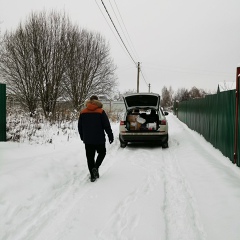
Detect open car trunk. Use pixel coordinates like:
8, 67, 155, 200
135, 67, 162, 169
123, 93, 160, 110
125, 108, 160, 132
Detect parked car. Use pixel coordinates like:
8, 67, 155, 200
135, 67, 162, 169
119, 93, 169, 148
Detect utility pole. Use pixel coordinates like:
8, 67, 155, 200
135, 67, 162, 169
137, 62, 140, 93
148, 84, 151, 93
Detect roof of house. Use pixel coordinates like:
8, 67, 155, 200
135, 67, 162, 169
217, 81, 235, 92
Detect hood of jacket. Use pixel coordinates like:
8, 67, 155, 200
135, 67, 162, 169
85, 99, 103, 111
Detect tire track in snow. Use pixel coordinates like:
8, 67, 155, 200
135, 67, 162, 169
1, 150, 88, 240
161, 138, 206, 240
97, 187, 141, 240
14, 167, 90, 240
98, 147, 163, 240
29, 142, 120, 240
2, 124, 135, 240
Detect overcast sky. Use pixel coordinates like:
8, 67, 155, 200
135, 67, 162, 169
1, 0, 240, 94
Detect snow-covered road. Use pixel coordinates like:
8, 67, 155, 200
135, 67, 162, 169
1, 114, 240, 240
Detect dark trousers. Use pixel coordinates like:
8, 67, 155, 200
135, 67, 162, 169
85, 144, 106, 176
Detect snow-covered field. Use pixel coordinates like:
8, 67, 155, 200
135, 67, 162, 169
1, 113, 240, 240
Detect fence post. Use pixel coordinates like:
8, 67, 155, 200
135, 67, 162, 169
234, 67, 240, 164
0, 83, 6, 142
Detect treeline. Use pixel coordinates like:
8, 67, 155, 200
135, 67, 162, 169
161, 86, 209, 109
0, 10, 117, 119
113, 86, 209, 110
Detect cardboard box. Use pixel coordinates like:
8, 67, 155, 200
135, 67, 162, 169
127, 115, 141, 130
127, 115, 138, 122
130, 121, 137, 130
129, 122, 141, 130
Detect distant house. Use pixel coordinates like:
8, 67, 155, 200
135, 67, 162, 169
98, 95, 110, 101
217, 81, 235, 93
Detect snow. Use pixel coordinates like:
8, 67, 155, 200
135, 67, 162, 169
1, 113, 240, 240
217, 81, 235, 92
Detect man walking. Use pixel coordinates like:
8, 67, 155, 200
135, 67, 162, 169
78, 95, 114, 182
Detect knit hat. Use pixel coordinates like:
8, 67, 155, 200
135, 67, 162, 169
90, 95, 98, 101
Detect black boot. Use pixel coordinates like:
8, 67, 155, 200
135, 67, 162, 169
92, 168, 99, 179
90, 175, 96, 182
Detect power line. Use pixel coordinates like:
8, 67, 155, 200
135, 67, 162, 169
142, 63, 234, 77
113, 0, 140, 60
96, 0, 150, 90
140, 68, 149, 86
100, 0, 136, 66
111, 1, 149, 89
109, 0, 139, 61
94, 0, 125, 53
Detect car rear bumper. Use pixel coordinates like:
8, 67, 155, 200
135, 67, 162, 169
119, 133, 168, 143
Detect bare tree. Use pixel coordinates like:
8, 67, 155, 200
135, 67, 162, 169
0, 24, 39, 113
161, 86, 174, 109
173, 86, 206, 102
173, 88, 190, 102
112, 91, 123, 101
189, 86, 206, 99
26, 11, 69, 118
0, 11, 71, 118
0, 25, 6, 84
64, 29, 117, 110
0, 10, 117, 115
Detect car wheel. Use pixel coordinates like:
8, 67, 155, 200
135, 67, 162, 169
120, 141, 127, 148
162, 142, 169, 148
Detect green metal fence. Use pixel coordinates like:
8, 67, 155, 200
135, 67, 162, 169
237, 76, 240, 167
238, 106, 240, 167
178, 90, 238, 166
0, 83, 6, 142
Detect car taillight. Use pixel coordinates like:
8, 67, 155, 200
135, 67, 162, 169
160, 120, 167, 125
120, 121, 125, 125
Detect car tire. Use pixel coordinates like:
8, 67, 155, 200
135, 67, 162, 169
162, 142, 169, 148
120, 141, 127, 148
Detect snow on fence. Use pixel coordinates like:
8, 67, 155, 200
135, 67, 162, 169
101, 101, 125, 113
